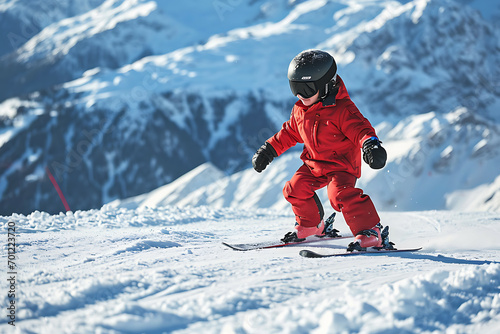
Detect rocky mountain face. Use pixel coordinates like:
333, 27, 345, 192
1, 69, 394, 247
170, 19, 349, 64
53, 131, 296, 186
0, 89, 289, 214
0, 0, 499, 215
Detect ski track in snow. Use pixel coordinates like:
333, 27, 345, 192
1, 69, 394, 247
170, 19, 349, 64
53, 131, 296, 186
1, 206, 500, 333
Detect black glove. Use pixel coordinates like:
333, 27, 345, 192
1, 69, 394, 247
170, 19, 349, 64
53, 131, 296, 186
252, 142, 278, 173
362, 137, 387, 169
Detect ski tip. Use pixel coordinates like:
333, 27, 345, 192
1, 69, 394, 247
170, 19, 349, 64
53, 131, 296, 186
299, 249, 323, 258
221, 242, 245, 251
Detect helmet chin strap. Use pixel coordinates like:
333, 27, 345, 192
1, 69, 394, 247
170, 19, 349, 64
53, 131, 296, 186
320, 76, 340, 106
320, 73, 338, 100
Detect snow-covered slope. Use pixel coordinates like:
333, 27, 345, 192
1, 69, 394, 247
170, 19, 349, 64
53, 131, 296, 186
2, 206, 500, 333
1, 0, 499, 215
110, 163, 226, 209
446, 174, 500, 212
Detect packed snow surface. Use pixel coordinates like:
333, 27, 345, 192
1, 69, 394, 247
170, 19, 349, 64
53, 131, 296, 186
2, 206, 500, 333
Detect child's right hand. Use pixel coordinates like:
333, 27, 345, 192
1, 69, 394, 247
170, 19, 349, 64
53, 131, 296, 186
252, 142, 277, 173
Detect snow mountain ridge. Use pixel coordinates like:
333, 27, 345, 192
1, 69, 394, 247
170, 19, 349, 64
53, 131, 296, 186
0, 0, 499, 215
111, 107, 500, 212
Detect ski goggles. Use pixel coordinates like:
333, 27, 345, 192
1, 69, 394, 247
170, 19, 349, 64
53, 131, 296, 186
289, 81, 317, 98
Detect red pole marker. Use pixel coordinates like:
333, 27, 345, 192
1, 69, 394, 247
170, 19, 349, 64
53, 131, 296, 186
45, 167, 71, 212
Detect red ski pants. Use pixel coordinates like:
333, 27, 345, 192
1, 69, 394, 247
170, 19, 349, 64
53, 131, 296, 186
283, 164, 380, 235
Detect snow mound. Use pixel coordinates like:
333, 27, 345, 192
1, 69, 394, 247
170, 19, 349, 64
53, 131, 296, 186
223, 263, 500, 334
6, 204, 290, 233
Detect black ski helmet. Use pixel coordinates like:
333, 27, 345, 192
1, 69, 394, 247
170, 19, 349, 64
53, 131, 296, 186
288, 49, 337, 99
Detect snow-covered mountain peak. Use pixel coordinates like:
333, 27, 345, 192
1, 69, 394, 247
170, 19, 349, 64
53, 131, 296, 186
16, 0, 158, 63
49, 0, 500, 121
0, 0, 499, 215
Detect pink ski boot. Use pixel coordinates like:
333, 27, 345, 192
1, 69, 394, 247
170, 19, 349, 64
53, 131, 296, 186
296, 220, 326, 239
347, 223, 395, 252
281, 213, 340, 243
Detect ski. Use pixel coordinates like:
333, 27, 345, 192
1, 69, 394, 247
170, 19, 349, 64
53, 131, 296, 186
222, 235, 353, 251
299, 247, 422, 258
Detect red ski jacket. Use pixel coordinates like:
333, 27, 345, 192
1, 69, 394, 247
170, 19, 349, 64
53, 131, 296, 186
267, 76, 377, 178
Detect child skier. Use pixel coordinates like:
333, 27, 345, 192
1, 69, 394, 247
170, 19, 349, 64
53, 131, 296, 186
252, 49, 392, 252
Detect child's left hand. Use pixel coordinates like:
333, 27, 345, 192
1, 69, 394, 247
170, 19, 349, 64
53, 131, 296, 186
362, 137, 387, 169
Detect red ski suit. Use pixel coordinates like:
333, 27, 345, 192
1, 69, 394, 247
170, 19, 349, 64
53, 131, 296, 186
267, 76, 380, 235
